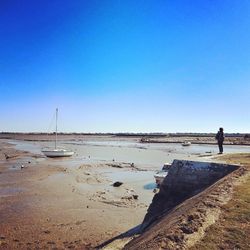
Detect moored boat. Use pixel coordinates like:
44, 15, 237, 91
42, 148, 74, 157
42, 108, 74, 158
182, 141, 191, 146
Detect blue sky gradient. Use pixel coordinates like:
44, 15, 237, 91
0, 0, 249, 133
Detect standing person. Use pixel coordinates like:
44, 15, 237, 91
216, 127, 224, 154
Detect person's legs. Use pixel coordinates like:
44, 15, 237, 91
218, 142, 223, 153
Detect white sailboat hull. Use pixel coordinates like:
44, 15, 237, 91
182, 142, 191, 146
42, 149, 74, 157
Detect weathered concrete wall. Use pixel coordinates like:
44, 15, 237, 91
164, 160, 238, 195
141, 159, 239, 231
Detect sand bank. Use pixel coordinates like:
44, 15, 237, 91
1, 136, 250, 249
0, 140, 154, 249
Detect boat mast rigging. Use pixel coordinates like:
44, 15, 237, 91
55, 108, 58, 149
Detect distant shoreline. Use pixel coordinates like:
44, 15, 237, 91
1, 132, 250, 146
1, 132, 249, 137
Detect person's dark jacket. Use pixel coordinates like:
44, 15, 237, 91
216, 131, 224, 143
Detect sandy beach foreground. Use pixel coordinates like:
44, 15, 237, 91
1, 135, 250, 249
0, 141, 154, 249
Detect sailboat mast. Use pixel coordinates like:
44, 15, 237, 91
55, 108, 58, 149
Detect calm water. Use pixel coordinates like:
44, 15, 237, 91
9, 139, 250, 170
4, 138, 250, 203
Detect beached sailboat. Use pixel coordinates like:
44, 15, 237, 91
42, 108, 74, 157
182, 141, 191, 146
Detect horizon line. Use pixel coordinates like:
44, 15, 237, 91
1, 131, 249, 135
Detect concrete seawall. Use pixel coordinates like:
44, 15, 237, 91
141, 159, 239, 231
99, 159, 240, 249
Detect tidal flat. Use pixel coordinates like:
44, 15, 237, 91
1, 134, 250, 249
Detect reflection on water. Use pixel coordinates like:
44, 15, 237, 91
8, 140, 43, 155
144, 183, 157, 190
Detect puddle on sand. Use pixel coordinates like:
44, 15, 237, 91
103, 169, 155, 184
102, 169, 157, 203
7, 140, 43, 155
144, 183, 157, 190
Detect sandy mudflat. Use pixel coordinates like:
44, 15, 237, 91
1, 136, 250, 249
0, 140, 155, 249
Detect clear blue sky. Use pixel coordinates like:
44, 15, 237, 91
0, 0, 249, 133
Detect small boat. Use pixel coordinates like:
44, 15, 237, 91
42, 108, 74, 158
154, 162, 171, 185
182, 141, 191, 146
42, 148, 74, 157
